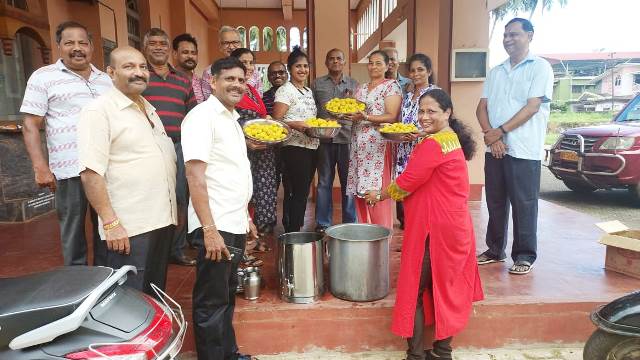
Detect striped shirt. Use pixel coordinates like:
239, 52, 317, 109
142, 65, 197, 141
20, 59, 113, 180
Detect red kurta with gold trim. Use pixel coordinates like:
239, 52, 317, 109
390, 131, 484, 340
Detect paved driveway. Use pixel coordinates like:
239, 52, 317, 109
540, 167, 640, 228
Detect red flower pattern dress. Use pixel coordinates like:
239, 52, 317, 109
346, 79, 402, 195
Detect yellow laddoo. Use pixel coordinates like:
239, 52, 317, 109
244, 123, 288, 142
325, 98, 366, 114
305, 118, 340, 128
379, 123, 419, 133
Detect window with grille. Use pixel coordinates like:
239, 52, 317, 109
249, 26, 259, 51
289, 27, 300, 51
126, 0, 141, 49
6, 0, 28, 10
276, 27, 287, 52
237, 26, 247, 48
263, 27, 273, 51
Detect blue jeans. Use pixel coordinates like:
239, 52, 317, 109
315, 143, 356, 228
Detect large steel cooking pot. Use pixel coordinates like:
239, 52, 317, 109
325, 223, 391, 302
277, 232, 324, 304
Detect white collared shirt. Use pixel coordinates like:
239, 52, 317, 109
181, 95, 253, 234
20, 59, 113, 179
78, 88, 177, 239
482, 52, 554, 161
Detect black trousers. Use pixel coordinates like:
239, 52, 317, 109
56, 177, 106, 266
280, 146, 318, 233
106, 225, 173, 295
192, 229, 246, 360
484, 153, 541, 264
407, 237, 453, 359
171, 142, 188, 257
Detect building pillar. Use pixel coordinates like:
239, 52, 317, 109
40, 46, 51, 64
1, 37, 14, 56
310, 0, 350, 79
414, 0, 452, 93
449, 0, 490, 198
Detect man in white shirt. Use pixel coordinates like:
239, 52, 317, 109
476, 18, 554, 275
182, 57, 257, 360
21, 21, 112, 266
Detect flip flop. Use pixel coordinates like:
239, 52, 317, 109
477, 252, 506, 265
509, 260, 533, 275
251, 241, 271, 253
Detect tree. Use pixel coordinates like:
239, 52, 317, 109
490, 0, 568, 40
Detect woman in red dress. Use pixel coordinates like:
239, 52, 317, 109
366, 89, 483, 359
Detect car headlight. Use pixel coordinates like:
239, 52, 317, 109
599, 136, 636, 150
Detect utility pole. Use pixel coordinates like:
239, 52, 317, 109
611, 52, 616, 112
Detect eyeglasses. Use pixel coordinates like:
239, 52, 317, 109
221, 40, 241, 47
268, 70, 286, 77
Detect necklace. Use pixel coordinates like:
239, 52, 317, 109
292, 82, 307, 95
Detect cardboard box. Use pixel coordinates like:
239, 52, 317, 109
596, 220, 640, 280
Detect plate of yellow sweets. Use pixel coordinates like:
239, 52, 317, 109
242, 119, 291, 145
324, 98, 366, 117
377, 123, 421, 142
304, 118, 342, 139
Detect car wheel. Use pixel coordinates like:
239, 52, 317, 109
562, 180, 597, 193
583, 329, 640, 360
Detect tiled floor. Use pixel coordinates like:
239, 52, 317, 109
1, 196, 637, 355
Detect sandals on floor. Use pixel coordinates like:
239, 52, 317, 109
509, 260, 533, 275
247, 240, 271, 254
476, 252, 506, 265
242, 255, 264, 267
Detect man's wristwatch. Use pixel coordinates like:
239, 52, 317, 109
499, 125, 508, 134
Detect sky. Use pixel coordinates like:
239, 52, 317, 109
489, 0, 640, 66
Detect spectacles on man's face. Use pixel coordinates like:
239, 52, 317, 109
269, 70, 286, 77
221, 40, 241, 48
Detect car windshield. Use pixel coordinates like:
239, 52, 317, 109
616, 96, 640, 122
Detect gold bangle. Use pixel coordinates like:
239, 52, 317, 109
103, 218, 120, 231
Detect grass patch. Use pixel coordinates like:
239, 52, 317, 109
545, 111, 613, 144
549, 111, 613, 124
546, 133, 561, 146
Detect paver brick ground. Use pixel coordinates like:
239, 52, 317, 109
178, 346, 584, 360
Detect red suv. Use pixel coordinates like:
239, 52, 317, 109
547, 94, 640, 205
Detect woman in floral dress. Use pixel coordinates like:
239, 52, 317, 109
344, 50, 402, 230
395, 53, 438, 228
230, 48, 275, 252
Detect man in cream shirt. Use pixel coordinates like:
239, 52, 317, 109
182, 57, 257, 360
78, 46, 177, 293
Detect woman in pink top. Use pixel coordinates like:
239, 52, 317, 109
344, 50, 402, 230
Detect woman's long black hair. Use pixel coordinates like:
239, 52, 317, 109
420, 89, 476, 160
230, 47, 255, 61
407, 53, 434, 85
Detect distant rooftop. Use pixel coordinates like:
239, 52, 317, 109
541, 52, 640, 63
